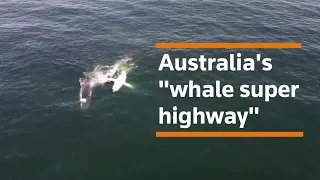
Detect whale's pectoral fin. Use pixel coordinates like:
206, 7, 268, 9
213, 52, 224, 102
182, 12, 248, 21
124, 82, 134, 89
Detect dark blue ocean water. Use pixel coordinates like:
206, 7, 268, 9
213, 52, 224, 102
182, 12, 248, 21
1, 0, 320, 179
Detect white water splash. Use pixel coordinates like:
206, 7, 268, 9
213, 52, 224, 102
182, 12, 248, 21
78, 57, 135, 108
82, 57, 135, 88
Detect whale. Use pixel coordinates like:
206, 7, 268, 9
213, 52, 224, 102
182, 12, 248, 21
79, 77, 94, 109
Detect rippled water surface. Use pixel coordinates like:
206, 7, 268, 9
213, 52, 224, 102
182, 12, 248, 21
0, 0, 319, 179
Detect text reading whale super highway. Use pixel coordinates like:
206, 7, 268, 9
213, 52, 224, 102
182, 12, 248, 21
157, 53, 300, 129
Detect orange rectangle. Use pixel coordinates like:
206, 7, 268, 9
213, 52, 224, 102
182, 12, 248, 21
156, 131, 304, 138
155, 42, 302, 49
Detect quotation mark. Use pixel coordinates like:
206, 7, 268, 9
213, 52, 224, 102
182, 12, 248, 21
249, 107, 259, 115
159, 80, 169, 88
